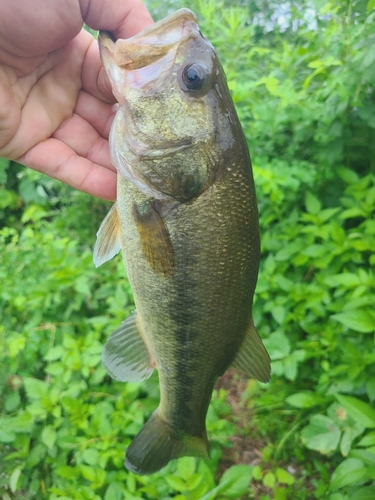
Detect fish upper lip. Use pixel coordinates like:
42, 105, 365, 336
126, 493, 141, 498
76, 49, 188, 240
99, 9, 200, 70
119, 8, 198, 43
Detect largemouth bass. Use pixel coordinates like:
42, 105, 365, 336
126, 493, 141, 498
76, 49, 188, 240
94, 8, 270, 476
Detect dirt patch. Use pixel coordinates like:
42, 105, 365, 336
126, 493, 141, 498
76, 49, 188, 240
215, 370, 273, 499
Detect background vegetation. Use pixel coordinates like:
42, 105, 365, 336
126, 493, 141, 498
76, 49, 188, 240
1, 0, 374, 498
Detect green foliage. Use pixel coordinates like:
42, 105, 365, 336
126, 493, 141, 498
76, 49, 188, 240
0, 204, 241, 499
1, 0, 375, 498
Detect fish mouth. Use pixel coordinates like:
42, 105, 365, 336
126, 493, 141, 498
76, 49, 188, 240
100, 9, 212, 198
99, 8, 199, 71
100, 9, 204, 161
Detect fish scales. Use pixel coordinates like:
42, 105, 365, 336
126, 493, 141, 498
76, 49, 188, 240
118, 151, 258, 429
94, 8, 270, 475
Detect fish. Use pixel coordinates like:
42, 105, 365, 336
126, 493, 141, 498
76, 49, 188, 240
94, 8, 270, 476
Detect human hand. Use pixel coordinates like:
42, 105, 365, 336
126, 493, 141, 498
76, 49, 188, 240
0, 0, 153, 200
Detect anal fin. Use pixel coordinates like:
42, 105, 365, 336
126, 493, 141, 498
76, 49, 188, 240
94, 202, 121, 268
102, 313, 155, 382
232, 319, 271, 383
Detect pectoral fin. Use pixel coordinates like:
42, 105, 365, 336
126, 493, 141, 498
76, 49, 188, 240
93, 203, 121, 268
232, 320, 271, 383
133, 201, 174, 276
102, 313, 155, 382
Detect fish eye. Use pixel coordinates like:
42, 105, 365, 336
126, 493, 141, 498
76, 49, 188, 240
181, 63, 208, 91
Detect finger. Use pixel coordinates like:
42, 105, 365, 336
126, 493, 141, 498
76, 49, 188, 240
0, 66, 20, 153
2, 38, 85, 159
0, 0, 82, 58
81, 0, 153, 38
52, 113, 114, 173
81, 0, 154, 102
81, 34, 116, 103
18, 138, 117, 201
73, 90, 116, 140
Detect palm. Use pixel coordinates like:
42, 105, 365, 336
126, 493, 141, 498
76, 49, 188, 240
0, 30, 117, 200
0, 0, 153, 200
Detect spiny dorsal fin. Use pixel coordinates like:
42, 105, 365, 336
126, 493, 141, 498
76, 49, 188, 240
102, 313, 155, 382
133, 201, 174, 276
232, 319, 271, 383
93, 203, 121, 268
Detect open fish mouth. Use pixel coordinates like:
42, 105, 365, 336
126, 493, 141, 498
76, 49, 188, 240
99, 9, 203, 156
99, 9, 199, 71
99, 8, 218, 201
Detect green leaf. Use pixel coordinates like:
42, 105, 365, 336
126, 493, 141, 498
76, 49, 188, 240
305, 192, 321, 214
360, 46, 375, 70
283, 350, 305, 381
56, 466, 78, 479
41, 426, 57, 449
351, 486, 375, 499
263, 471, 276, 488
7, 411, 33, 432
331, 310, 375, 333
177, 457, 196, 481
200, 465, 252, 500
5, 392, 21, 413
340, 426, 363, 457
220, 465, 253, 497
23, 377, 48, 399
0, 186, 18, 209
350, 448, 375, 466
358, 431, 375, 447
337, 167, 359, 184
185, 472, 205, 492
263, 331, 290, 360
252, 465, 262, 481
44, 346, 65, 361
79, 464, 96, 482
330, 458, 369, 490
336, 395, 375, 428
286, 391, 320, 408
82, 448, 100, 466
104, 482, 124, 500
301, 415, 341, 454
27, 443, 47, 467
276, 468, 295, 485
45, 363, 64, 376
166, 476, 187, 492
271, 305, 286, 325
274, 487, 288, 500
197, 460, 215, 491
0, 157, 10, 183
327, 273, 360, 287
275, 241, 301, 261
9, 468, 22, 493
366, 378, 375, 402
21, 204, 48, 223
0, 428, 16, 443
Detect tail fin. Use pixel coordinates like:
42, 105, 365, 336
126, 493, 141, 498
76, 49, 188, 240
125, 410, 209, 475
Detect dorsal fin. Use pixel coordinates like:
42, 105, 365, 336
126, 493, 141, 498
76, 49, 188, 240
93, 203, 121, 268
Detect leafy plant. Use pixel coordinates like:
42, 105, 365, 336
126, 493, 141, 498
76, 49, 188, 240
1, 0, 375, 498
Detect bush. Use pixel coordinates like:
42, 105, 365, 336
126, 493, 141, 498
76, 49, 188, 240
1, 0, 374, 498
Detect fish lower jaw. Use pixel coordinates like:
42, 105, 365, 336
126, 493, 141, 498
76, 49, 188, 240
110, 147, 167, 201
